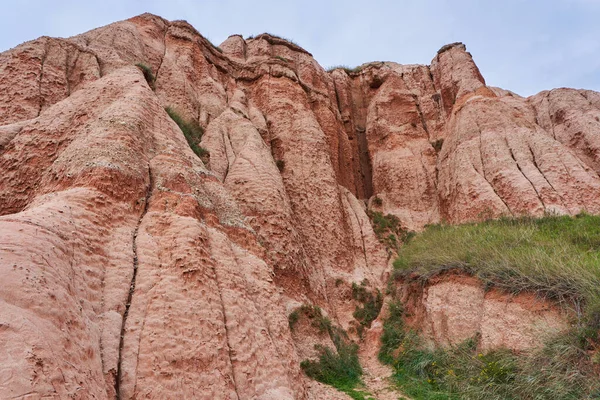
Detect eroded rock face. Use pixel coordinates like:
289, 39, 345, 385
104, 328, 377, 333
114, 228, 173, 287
0, 12, 596, 399
401, 274, 568, 351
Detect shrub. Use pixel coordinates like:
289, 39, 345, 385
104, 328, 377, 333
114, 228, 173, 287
295, 305, 371, 399
135, 63, 155, 90
165, 107, 209, 160
288, 304, 332, 334
368, 211, 414, 252
274, 55, 289, 63
372, 196, 383, 207
351, 281, 383, 335
301, 341, 366, 399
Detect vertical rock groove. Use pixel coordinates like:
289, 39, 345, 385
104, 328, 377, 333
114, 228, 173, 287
115, 165, 153, 400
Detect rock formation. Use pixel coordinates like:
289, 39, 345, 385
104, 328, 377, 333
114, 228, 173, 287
0, 13, 598, 399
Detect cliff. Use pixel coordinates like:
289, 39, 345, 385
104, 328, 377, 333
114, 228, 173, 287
0, 13, 598, 399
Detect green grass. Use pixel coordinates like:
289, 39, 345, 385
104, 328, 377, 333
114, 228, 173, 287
382, 214, 600, 399
393, 214, 600, 309
301, 341, 370, 399
164, 107, 209, 160
293, 305, 373, 399
351, 281, 383, 337
288, 304, 332, 334
383, 324, 600, 399
326, 65, 365, 74
368, 211, 415, 252
135, 63, 155, 89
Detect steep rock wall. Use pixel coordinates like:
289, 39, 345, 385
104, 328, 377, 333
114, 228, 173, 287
0, 12, 598, 399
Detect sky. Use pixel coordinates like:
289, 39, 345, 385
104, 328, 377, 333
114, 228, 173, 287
1, 0, 599, 97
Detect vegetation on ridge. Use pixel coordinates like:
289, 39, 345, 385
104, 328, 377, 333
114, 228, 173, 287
368, 210, 415, 253
165, 107, 209, 160
135, 63, 155, 90
382, 214, 600, 399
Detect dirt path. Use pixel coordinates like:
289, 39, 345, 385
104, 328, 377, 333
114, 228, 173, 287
358, 319, 411, 400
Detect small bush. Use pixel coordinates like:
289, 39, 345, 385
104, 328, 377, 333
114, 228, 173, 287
372, 196, 383, 207
288, 304, 332, 334
301, 341, 366, 399
351, 281, 383, 334
135, 63, 155, 89
274, 55, 289, 63
165, 107, 209, 160
368, 211, 414, 252
288, 310, 300, 330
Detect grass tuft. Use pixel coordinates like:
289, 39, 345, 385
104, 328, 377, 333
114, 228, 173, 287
135, 63, 155, 90
293, 304, 373, 399
326, 65, 366, 74
288, 304, 332, 334
351, 281, 383, 337
368, 211, 415, 252
301, 341, 368, 399
165, 107, 209, 160
274, 55, 289, 63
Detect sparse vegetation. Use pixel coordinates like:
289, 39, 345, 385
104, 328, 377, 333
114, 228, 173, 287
288, 304, 332, 334
382, 214, 600, 399
301, 341, 367, 400
368, 211, 415, 252
326, 65, 366, 74
274, 55, 289, 63
165, 107, 209, 160
246, 33, 306, 52
380, 308, 600, 399
135, 63, 155, 90
205, 37, 223, 53
431, 138, 444, 152
351, 281, 383, 337
292, 304, 371, 399
372, 196, 383, 207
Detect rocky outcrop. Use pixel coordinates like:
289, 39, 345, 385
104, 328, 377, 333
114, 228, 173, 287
0, 12, 598, 399
400, 273, 569, 351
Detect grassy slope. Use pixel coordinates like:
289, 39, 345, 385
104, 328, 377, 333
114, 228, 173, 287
384, 214, 600, 399
394, 214, 600, 308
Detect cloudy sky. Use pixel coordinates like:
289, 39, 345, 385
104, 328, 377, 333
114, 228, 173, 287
2, 0, 598, 96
